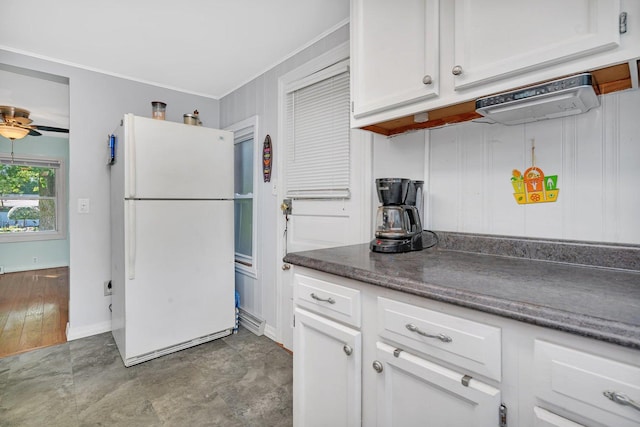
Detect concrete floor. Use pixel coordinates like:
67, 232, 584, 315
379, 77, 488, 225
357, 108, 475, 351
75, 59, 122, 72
0, 327, 293, 426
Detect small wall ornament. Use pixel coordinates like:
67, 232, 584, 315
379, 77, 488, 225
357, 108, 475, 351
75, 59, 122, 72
511, 140, 559, 205
263, 134, 272, 183
511, 167, 559, 204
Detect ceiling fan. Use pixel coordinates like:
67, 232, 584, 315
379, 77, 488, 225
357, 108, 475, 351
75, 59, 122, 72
0, 105, 69, 140
0, 105, 69, 161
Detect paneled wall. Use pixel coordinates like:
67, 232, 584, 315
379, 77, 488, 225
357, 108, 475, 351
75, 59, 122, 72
427, 89, 640, 244
220, 24, 350, 337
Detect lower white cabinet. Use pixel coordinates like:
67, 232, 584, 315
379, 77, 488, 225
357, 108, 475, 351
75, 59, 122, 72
292, 267, 640, 427
534, 340, 640, 427
374, 341, 501, 427
293, 308, 362, 427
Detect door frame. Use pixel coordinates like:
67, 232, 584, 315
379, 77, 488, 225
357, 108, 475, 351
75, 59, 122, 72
275, 42, 373, 348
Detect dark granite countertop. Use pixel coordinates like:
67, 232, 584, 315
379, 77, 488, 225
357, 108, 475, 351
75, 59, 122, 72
284, 235, 640, 349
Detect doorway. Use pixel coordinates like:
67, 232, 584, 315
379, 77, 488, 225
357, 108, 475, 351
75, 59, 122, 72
0, 267, 69, 358
0, 64, 71, 358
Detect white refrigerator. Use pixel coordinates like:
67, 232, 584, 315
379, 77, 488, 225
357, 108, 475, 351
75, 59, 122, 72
110, 113, 235, 367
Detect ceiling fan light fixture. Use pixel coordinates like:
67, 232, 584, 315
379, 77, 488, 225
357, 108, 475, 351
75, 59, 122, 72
0, 125, 30, 140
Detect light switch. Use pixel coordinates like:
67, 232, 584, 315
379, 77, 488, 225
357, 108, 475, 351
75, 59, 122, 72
78, 198, 90, 214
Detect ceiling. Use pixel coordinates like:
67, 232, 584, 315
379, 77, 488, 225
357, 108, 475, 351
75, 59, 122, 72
0, 0, 350, 100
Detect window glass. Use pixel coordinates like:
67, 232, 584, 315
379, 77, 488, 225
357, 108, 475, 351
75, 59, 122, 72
234, 137, 253, 259
234, 198, 253, 258
0, 160, 60, 236
234, 138, 253, 195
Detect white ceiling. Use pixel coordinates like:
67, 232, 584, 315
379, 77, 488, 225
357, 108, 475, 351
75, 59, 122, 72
0, 0, 350, 100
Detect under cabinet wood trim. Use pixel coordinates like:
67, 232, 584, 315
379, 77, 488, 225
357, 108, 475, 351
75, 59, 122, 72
361, 61, 637, 137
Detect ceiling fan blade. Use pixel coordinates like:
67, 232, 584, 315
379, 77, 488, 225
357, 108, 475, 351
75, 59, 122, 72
28, 128, 42, 136
34, 125, 69, 133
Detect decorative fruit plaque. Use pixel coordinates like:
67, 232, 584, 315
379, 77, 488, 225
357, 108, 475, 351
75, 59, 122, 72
511, 166, 559, 204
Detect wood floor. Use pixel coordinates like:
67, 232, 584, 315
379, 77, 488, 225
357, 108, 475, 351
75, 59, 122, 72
0, 267, 69, 358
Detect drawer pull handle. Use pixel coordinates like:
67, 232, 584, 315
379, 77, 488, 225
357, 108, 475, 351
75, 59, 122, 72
310, 293, 335, 304
603, 391, 640, 412
406, 323, 453, 343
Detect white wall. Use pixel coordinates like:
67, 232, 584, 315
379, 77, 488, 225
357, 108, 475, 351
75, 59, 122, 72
423, 89, 640, 244
0, 49, 220, 339
370, 89, 640, 245
0, 135, 70, 272
219, 24, 350, 334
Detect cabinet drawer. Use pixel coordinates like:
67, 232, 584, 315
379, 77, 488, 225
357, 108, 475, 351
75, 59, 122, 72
534, 340, 640, 427
294, 273, 361, 327
533, 407, 586, 427
377, 297, 501, 381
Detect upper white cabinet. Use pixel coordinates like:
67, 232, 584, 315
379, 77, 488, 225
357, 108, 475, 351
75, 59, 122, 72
350, 0, 440, 119
351, 0, 640, 130
452, 0, 621, 90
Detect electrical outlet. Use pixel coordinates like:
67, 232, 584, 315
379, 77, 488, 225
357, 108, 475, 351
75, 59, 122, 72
33, 257, 38, 264
0, 266, 4, 275
104, 280, 112, 296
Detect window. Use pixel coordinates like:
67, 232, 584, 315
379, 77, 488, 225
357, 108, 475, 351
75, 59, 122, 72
226, 117, 259, 277
0, 155, 66, 242
284, 59, 350, 199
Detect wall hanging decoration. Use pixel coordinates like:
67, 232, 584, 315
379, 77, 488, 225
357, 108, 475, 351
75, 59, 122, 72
263, 134, 272, 182
511, 140, 559, 205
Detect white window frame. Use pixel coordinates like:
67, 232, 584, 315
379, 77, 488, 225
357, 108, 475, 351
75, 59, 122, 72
0, 154, 67, 243
226, 116, 259, 278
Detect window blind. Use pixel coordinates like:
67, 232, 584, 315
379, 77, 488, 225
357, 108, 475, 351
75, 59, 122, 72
0, 157, 61, 168
285, 61, 350, 199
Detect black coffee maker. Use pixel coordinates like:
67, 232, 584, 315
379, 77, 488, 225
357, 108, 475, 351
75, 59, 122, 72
370, 178, 424, 253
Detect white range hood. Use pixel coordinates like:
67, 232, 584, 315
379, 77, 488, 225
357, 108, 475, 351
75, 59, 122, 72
475, 73, 600, 125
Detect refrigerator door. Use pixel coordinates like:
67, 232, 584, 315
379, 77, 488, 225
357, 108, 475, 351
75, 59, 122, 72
122, 114, 234, 200
123, 199, 235, 360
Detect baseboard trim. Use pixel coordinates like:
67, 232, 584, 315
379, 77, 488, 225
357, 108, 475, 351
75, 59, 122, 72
264, 323, 277, 342
66, 320, 112, 341
238, 308, 266, 336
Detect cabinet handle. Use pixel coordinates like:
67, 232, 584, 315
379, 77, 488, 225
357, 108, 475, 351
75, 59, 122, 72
281, 263, 291, 270
343, 345, 353, 356
405, 323, 453, 343
310, 293, 335, 304
372, 360, 383, 373
451, 65, 463, 76
422, 75, 433, 85
603, 391, 640, 412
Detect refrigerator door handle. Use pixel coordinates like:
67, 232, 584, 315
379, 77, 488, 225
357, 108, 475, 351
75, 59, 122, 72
127, 201, 136, 279
127, 115, 136, 198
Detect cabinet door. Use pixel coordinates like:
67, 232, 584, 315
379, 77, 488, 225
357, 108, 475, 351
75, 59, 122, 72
351, 0, 440, 119
374, 341, 501, 427
293, 308, 361, 427
452, 0, 621, 90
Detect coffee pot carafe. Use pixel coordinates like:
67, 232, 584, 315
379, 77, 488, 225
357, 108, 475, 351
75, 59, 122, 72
370, 178, 424, 253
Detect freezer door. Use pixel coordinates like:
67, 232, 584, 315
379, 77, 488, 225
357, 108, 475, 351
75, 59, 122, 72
123, 199, 235, 359
123, 114, 234, 199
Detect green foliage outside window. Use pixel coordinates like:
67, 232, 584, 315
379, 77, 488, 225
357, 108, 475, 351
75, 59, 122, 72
0, 164, 57, 233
